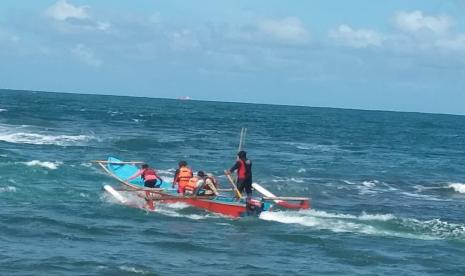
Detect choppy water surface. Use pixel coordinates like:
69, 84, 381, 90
1, 89, 465, 275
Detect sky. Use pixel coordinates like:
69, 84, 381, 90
1, 0, 465, 114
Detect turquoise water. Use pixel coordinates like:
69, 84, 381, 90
1, 89, 465, 275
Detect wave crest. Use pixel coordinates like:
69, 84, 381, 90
0, 132, 94, 146
23, 160, 62, 170
260, 209, 465, 240
448, 183, 465, 194
0, 186, 16, 192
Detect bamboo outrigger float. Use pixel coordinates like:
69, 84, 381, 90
96, 157, 311, 218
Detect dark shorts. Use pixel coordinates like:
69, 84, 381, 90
144, 180, 157, 188
237, 178, 252, 196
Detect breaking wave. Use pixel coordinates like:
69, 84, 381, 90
287, 142, 341, 152
101, 191, 212, 220
260, 209, 465, 240
0, 186, 17, 193
0, 132, 94, 146
448, 183, 465, 194
415, 183, 465, 195
118, 266, 150, 275
23, 160, 62, 170
272, 177, 305, 184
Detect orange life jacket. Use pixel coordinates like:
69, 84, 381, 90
177, 167, 193, 185
184, 176, 199, 193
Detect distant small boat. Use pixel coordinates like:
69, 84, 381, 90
177, 96, 191, 100
95, 157, 311, 218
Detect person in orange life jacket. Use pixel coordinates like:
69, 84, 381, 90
225, 150, 252, 198
195, 171, 219, 196
184, 173, 200, 195
126, 164, 162, 188
173, 160, 193, 194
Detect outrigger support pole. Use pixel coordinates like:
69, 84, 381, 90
238, 127, 247, 152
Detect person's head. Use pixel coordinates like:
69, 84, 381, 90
197, 171, 206, 178
142, 164, 149, 169
237, 150, 247, 160
178, 160, 188, 167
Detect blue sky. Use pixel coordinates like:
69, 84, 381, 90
1, 1, 465, 114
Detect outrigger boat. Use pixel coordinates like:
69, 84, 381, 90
96, 157, 310, 218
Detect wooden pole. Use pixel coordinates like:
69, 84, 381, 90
224, 171, 242, 198
93, 160, 145, 164
262, 196, 310, 201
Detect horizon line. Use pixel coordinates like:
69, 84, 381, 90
1, 87, 463, 118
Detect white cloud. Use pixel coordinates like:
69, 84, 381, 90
170, 29, 200, 50
96, 21, 111, 31
329, 25, 383, 48
71, 44, 102, 67
0, 27, 20, 43
45, 0, 110, 33
393, 11, 452, 35
257, 17, 310, 44
45, 0, 89, 21
435, 34, 465, 52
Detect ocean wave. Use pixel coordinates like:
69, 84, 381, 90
23, 160, 62, 170
357, 180, 379, 195
157, 168, 176, 175
401, 191, 443, 201
118, 266, 150, 275
80, 162, 93, 168
0, 131, 95, 146
0, 186, 17, 192
297, 168, 306, 173
101, 190, 211, 220
259, 209, 465, 240
362, 180, 378, 188
448, 183, 465, 194
0, 108, 7, 112
272, 177, 305, 184
287, 142, 340, 152
415, 183, 465, 195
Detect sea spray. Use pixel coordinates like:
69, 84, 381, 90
448, 183, 465, 194
259, 209, 465, 240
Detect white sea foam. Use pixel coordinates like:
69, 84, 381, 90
362, 180, 378, 188
102, 191, 210, 219
23, 160, 62, 170
0, 131, 94, 146
157, 168, 176, 175
0, 108, 7, 112
289, 142, 340, 152
0, 186, 16, 192
448, 183, 465, 194
272, 177, 305, 184
259, 209, 464, 240
118, 266, 150, 275
401, 192, 442, 201
355, 180, 382, 195
297, 168, 306, 173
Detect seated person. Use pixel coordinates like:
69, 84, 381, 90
195, 171, 219, 196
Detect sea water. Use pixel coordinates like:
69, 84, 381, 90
1, 89, 465, 275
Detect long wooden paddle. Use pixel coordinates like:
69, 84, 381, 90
224, 171, 242, 198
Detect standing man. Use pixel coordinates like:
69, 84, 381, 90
225, 150, 252, 198
173, 160, 193, 194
